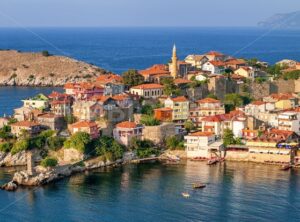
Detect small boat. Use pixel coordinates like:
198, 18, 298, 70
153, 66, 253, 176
280, 165, 291, 171
207, 159, 218, 165
192, 183, 206, 189
182, 192, 190, 198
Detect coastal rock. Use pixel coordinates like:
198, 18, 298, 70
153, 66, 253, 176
0, 50, 107, 86
0, 149, 42, 167
1, 181, 18, 191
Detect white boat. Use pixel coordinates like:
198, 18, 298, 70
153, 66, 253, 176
182, 192, 190, 198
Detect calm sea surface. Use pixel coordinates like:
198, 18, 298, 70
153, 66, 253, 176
1, 28, 300, 221
0, 162, 300, 222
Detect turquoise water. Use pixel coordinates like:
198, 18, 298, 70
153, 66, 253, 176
0, 162, 300, 222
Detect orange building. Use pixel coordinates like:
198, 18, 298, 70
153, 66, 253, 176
154, 107, 173, 122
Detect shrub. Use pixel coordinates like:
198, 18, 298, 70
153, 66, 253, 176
41, 50, 50, 57
64, 132, 92, 153
41, 157, 58, 167
0, 142, 13, 153
140, 115, 160, 126
47, 136, 65, 151
94, 136, 125, 161
11, 139, 29, 155
165, 136, 185, 150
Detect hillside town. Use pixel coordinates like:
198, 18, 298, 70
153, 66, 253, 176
2, 45, 300, 189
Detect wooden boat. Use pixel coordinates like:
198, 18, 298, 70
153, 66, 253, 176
182, 192, 190, 198
207, 159, 218, 165
192, 183, 206, 189
280, 165, 291, 171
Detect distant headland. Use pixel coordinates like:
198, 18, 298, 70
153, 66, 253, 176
0, 50, 107, 86
258, 11, 300, 29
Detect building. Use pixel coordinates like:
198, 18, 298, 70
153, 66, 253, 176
263, 93, 298, 110
13, 107, 42, 122
164, 96, 189, 122
184, 131, 223, 159
96, 74, 125, 95
129, 84, 164, 99
234, 66, 257, 78
50, 98, 72, 116
0, 117, 9, 128
278, 112, 300, 134
22, 93, 49, 110
184, 55, 209, 69
64, 82, 104, 100
202, 61, 225, 74
189, 98, 225, 128
68, 121, 99, 139
139, 64, 170, 82
72, 101, 103, 121
10, 121, 41, 137
112, 94, 133, 108
224, 58, 246, 70
205, 51, 227, 61
37, 113, 65, 131
154, 107, 173, 122
170, 44, 178, 78
113, 121, 143, 146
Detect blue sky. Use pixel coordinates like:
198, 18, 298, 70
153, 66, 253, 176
0, 0, 299, 27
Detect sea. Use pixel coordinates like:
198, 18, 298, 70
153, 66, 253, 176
1, 27, 300, 221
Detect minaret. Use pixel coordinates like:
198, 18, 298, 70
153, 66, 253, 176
171, 44, 178, 78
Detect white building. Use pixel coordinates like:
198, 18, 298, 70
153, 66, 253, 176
278, 112, 300, 134
184, 132, 223, 158
202, 61, 225, 74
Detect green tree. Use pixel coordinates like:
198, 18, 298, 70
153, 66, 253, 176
165, 136, 184, 150
223, 128, 235, 147
122, 69, 144, 87
161, 78, 181, 96
11, 139, 29, 155
41, 50, 50, 57
47, 136, 66, 151
206, 93, 218, 99
94, 136, 125, 161
184, 120, 195, 133
0, 142, 13, 153
64, 132, 92, 154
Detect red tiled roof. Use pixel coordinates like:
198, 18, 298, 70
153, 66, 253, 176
37, 113, 62, 118
112, 94, 130, 101
154, 107, 173, 112
206, 51, 224, 56
11, 121, 40, 127
116, 121, 138, 129
96, 74, 123, 84
197, 98, 220, 104
139, 64, 170, 77
70, 121, 98, 128
170, 96, 188, 102
131, 83, 164, 90
209, 61, 226, 67
225, 59, 246, 65
174, 78, 192, 85
251, 101, 266, 106
269, 93, 295, 100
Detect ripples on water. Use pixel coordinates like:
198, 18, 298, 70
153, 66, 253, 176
0, 162, 299, 222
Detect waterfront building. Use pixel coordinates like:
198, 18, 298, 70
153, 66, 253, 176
68, 121, 99, 139
129, 83, 164, 99
37, 113, 65, 131
10, 121, 41, 137
164, 96, 189, 123
184, 131, 224, 159
113, 121, 143, 146
96, 74, 125, 95
277, 111, 300, 134
22, 93, 49, 110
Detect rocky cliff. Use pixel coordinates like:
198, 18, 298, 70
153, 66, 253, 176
0, 50, 107, 86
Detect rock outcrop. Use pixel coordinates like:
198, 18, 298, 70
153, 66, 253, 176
0, 149, 42, 167
0, 50, 107, 86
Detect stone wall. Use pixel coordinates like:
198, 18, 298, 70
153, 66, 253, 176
143, 123, 176, 145
208, 77, 238, 100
